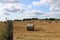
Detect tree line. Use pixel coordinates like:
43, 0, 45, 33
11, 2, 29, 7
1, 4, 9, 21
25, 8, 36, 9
14, 18, 60, 21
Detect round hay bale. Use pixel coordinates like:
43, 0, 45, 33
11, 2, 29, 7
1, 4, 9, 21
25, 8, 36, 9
27, 24, 34, 31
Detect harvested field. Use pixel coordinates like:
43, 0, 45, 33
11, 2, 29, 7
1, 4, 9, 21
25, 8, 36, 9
13, 20, 60, 40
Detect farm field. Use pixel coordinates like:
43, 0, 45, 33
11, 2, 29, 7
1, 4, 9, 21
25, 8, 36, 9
0, 20, 60, 40
13, 20, 60, 40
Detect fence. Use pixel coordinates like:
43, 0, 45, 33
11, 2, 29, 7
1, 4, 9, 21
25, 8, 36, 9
6, 20, 13, 40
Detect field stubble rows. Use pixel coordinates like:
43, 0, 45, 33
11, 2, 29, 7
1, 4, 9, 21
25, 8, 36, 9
13, 21, 60, 40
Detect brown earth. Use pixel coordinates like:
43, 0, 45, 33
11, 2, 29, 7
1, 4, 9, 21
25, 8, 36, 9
13, 20, 60, 40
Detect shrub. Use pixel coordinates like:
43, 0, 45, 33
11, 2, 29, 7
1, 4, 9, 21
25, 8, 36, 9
49, 18, 55, 21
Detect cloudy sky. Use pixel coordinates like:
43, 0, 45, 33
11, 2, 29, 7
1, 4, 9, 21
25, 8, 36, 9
0, 0, 60, 21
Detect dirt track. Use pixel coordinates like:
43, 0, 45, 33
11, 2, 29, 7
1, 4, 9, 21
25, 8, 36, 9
13, 20, 60, 40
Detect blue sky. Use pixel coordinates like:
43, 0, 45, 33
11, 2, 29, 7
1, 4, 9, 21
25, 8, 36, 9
0, 0, 60, 21
20, 0, 50, 12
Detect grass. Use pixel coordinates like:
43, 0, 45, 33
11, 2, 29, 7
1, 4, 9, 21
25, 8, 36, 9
0, 22, 8, 40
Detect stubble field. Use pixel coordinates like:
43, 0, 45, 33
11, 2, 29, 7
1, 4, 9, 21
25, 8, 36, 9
13, 20, 60, 40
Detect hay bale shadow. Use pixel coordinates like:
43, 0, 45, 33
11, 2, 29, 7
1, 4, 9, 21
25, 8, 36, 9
48, 21, 52, 23
38, 27, 46, 31
56, 21, 58, 23
34, 26, 46, 31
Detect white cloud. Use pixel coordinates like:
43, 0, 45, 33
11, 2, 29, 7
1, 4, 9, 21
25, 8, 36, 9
32, 0, 60, 11
0, 0, 20, 3
0, 0, 60, 21
32, 0, 60, 18
49, 0, 60, 11
43, 11, 60, 18
22, 10, 45, 18
27, 5, 32, 8
32, 0, 49, 6
32, 1, 41, 6
23, 10, 60, 19
0, 2, 27, 21
0, 3, 19, 15
0, 1, 32, 21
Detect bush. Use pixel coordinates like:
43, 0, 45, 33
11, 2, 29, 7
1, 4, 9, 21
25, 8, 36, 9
49, 18, 55, 21
45, 18, 48, 21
